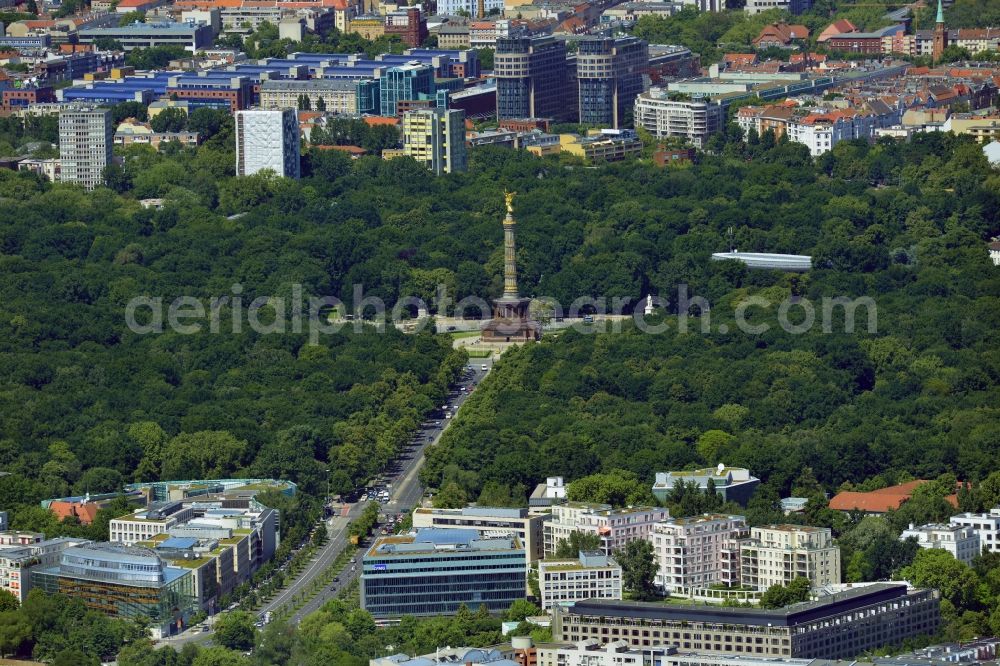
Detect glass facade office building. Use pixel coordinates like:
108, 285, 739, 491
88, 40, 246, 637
378, 63, 441, 116
32, 543, 197, 638
361, 528, 526, 617
495, 37, 573, 122
576, 37, 649, 128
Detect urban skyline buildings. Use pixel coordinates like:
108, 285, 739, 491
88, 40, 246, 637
58, 106, 113, 190
401, 107, 468, 175
235, 107, 301, 178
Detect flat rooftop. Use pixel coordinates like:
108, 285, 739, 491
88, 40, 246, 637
566, 583, 917, 627
366, 527, 522, 558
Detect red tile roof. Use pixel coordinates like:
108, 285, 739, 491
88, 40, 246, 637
317, 145, 368, 154
818, 19, 858, 42
753, 23, 809, 46
49, 501, 101, 525
363, 116, 399, 126
829, 480, 960, 513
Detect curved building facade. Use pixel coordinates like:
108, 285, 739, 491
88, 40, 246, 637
32, 543, 197, 638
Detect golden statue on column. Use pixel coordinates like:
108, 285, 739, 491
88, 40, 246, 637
481, 191, 541, 343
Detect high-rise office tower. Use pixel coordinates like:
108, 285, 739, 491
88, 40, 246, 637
494, 36, 573, 122
58, 106, 112, 190
576, 37, 649, 128
378, 62, 443, 116
235, 108, 300, 179
402, 107, 467, 175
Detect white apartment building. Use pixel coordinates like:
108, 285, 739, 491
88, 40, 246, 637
679, 0, 725, 11
902, 523, 981, 564
58, 106, 112, 190
0, 536, 91, 602
401, 108, 467, 176
538, 551, 622, 610
740, 525, 841, 589
951, 507, 1000, 554
411, 506, 548, 561
744, 0, 811, 14
438, 0, 504, 16
785, 116, 855, 156
219, 5, 282, 30
110, 501, 195, 544
649, 514, 748, 594
235, 108, 301, 179
633, 90, 725, 148
545, 503, 671, 557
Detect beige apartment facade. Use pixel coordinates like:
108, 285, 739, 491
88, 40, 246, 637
740, 525, 841, 590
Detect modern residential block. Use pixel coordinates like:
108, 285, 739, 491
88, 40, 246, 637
58, 106, 113, 190
652, 465, 760, 506
544, 503, 671, 557
901, 523, 980, 564
495, 36, 573, 122
361, 528, 526, 617
739, 525, 841, 590
401, 107, 467, 175
559, 129, 643, 163
553, 583, 941, 658
950, 507, 1000, 554
633, 92, 726, 149
575, 37, 648, 128
539, 551, 623, 610
0, 536, 91, 602
650, 514, 749, 594
411, 506, 548, 561
235, 108, 301, 178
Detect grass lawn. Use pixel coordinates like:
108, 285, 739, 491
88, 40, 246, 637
465, 349, 493, 358
448, 330, 482, 339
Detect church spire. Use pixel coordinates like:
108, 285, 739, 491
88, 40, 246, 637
936, 0, 944, 24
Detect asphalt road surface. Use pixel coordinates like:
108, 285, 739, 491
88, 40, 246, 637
160, 361, 491, 647
289, 362, 489, 624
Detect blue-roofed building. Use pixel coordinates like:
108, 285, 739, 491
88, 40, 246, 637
361, 527, 526, 617
411, 506, 548, 561
32, 543, 198, 638
166, 73, 253, 110
60, 74, 171, 105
